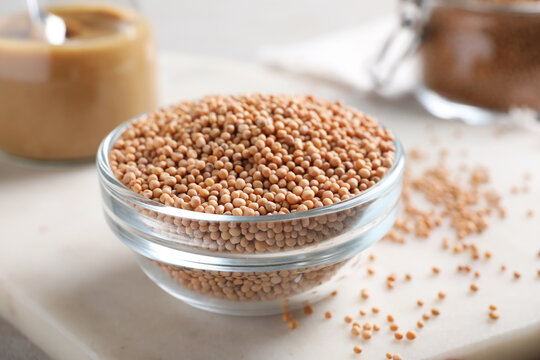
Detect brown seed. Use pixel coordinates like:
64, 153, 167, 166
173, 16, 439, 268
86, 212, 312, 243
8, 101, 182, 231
474, 271, 480, 278
417, 300, 424, 307
438, 291, 446, 299
514, 271, 521, 279
489, 311, 500, 320
489, 304, 497, 311
288, 320, 297, 329
304, 305, 314, 315
501, 265, 506, 271
485, 251, 492, 259
361, 288, 370, 300
331, 290, 338, 296
387, 281, 395, 289
393, 354, 402, 360
282, 312, 292, 322
325, 311, 332, 319
432, 266, 440, 274
369, 253, 376, 261
344, 316, 353, 324
394, 332, 403, 340
351, 326, 361, 336
373, 323, 381, 331
359, 310, 367, 316
386, 353, 393, 359
470, 283, 479, 292
405, 273, 412, 281
363, 322, 372, 330
372, 307, 380, 314
367, 267, 375, 275
417, 320, 424, 328
362, 330, 372, 339
422, 313, 430, 320
387, 314, 395, 322
431, 308, 440, 316
390, 324, 399, 331
353, 346, 362, 354
406, 330, 417, 340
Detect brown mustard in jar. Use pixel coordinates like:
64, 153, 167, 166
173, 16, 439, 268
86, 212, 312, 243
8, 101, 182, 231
420, 0, 540, 111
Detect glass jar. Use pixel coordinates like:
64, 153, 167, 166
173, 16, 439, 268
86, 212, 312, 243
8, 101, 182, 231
372, 0, 540, 124
97, 118, 405, 316
0, 1, 157, 161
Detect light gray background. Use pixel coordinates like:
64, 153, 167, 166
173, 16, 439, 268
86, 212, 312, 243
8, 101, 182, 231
0, 0, 393, 358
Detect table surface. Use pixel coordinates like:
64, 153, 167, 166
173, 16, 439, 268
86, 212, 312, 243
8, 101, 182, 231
1, 53, 540, 360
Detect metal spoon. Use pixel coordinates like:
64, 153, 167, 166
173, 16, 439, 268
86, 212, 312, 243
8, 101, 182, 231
25, 0, 66, 45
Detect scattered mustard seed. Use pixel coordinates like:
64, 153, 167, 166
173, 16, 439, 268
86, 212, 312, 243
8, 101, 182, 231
288, 320, 298, 330
372, 307, 380, 314
470, 283, 479, 292
417, 320, 424, 328
394, 332, 404, 340
393, 354, 402, 360
422, 313, 430, 320
304, 305, 314, 315
345, 316, 353, 324
363, 323, 372, 330
373, 323, 381, 331
331, 290, 338, 296
282, 312, 292, 322
431, 308, 440, 316
417, 300, 424, 307
406, 330, 417, 340
489, 305, 497, 311
362, 330, 372, 340
514, 271, 521, 279
390, 324, 399, 331
352, 326, 361, 336
325, 311, 332, 319
432, 266, 440, 274
353, 346, 362, 354
368, 268, 376, 275
489, 311, 500, 320
485, 251, 492, 259
405, 273, 412, 281
387, 314, 395, 323
369, 253, 376, 261
386, 353, 393, 359
361, 288, 370, 300
359, 310, 367, 316
438, 291, 446, 299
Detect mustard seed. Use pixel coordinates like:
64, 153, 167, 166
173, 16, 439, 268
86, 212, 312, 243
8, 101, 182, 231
362, 330, 372, 339
470, 283, 479, 292
359, 310, 367, 316
489, 311, 500, 320
345, 316, 353, 324
386, 353, 393, 359
431, 308, 440, 316
489, 305, 497, 311
422, 313, 430, 320
353, 346, 362, 354
288, 320, 298, 329
361, 288, 370, 300
394, 332, 403, 340
325, 311, 332, 319
373, 323, 381, 331
372, 307, 380, 314
331, 290, 338, 296
367, 268, 375, 275
438, 291, 446, 299
387, 314, 395, 322
417, 300, 424, 307
390, 324, 399, 331
406, 330, 417, 340
417, 320, 424, 328
514, 271, 521, 279
393, 354, 402, 360
304, 305, 314, 315
432, 266, 440, 274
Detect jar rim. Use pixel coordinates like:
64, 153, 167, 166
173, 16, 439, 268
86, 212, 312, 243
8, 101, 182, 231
97, 114, 405, 224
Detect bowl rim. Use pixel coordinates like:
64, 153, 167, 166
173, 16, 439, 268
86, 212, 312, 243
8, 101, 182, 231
97, 114, 405, 223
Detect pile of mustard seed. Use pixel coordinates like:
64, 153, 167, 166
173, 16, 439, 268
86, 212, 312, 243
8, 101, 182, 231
110, 93, 395, 216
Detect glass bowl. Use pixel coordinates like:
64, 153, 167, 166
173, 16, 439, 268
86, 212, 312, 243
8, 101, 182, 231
97, 117, 405, 316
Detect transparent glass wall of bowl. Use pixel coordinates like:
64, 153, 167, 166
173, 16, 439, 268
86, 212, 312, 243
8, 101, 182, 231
97, 119, 405, 315
373, 0, 540, 124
